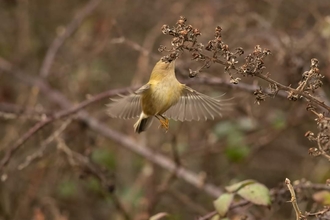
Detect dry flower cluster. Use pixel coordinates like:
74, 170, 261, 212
160, 16, 330, 220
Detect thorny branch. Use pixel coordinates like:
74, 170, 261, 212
160, 16, 330, 219
285, 178, 305, 220
160, 16, 330, 160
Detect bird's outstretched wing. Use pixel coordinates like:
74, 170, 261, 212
164, 85, 227, 121
106, 84, 150, 119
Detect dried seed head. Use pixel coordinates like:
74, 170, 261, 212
309, 148, 321, 156
311, 58, 319, 68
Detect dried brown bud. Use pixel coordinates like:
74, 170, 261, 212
263, 49, 271, 55
230, 77, 241, 84
287, 91, 299, 101
308, 148, 320, 156
188, 69, 198, 78
192, 52, 200, 60
305, 131, 315, 141
215, 26, 222, 32
205, 41, 213, 51
161, 25, 170, 35
178, 16, 187, 24
179, 30, 188, 35
186, 25, 193, 32
311, 58, 319, 68
193, 28, 201, 36
235, 47, 244, 56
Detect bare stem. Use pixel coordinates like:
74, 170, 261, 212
285, 178, 305, 220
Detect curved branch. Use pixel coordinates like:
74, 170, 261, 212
39, 0, 102, 78
0, 85, 136, 169
0, 59, 223, 198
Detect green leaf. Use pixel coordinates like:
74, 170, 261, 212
213, 193, 234, 217
237, 182, 271, 206
225, 179, 256, 193
149, 212, 169, 220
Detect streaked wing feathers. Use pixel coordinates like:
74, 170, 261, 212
164, 86, 225, 121
106, 84, 150, 119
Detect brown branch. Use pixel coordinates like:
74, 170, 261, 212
56, 137, 114, 190
146, 136, 181, 214
0, 111, 44, 121
167, 188, 209, 215
85, 118, 223, 197
0, 59, 223, 198
0, 118, 52, 169
0, 85, 137, 170
109, 37, 153, 57
39, 0, 102, 78
17, 118, 73, 170
198, 200, 250, 220
285, 178, 305, 220
256, 74, 330, 112
185, 75, 288, 98
1, 53, 286, 172
109, 194, 131, 220
56, 137, 130, 219
316, 133, 330, 160
305, 207, 330, 218
0, 102, 51, 116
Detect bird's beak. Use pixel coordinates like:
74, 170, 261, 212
168, 59, 176, 69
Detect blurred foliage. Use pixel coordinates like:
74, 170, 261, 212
57, 179, 78, 199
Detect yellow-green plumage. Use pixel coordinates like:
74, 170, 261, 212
107, 59, 227, 133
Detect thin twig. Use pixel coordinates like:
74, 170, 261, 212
167, 188, 209, 215
39, 0, 102, 78
305, 207, 330, 218
198, 200, 250, 220
285, 178, 305, 220
17, 118, 73, 170
0, 58, 224, 197
0, 111, 45, 121
109, 193, 131, 220
316, 134, 330, 160
256, 74, 330, 112
56, 137, 130, 219
0, 102, 51, 116
146, 135, 182, 214
0, 86, 137, 170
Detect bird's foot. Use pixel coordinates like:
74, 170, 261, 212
158, 117, 169, 132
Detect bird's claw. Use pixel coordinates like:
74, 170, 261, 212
158, 117, 169, 132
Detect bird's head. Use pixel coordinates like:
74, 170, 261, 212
154, 59, 176, 71
149, 58, 177, 81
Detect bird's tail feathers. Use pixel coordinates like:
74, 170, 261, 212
134, 114, 153, 133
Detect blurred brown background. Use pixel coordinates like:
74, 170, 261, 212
1, 0, 330, 219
